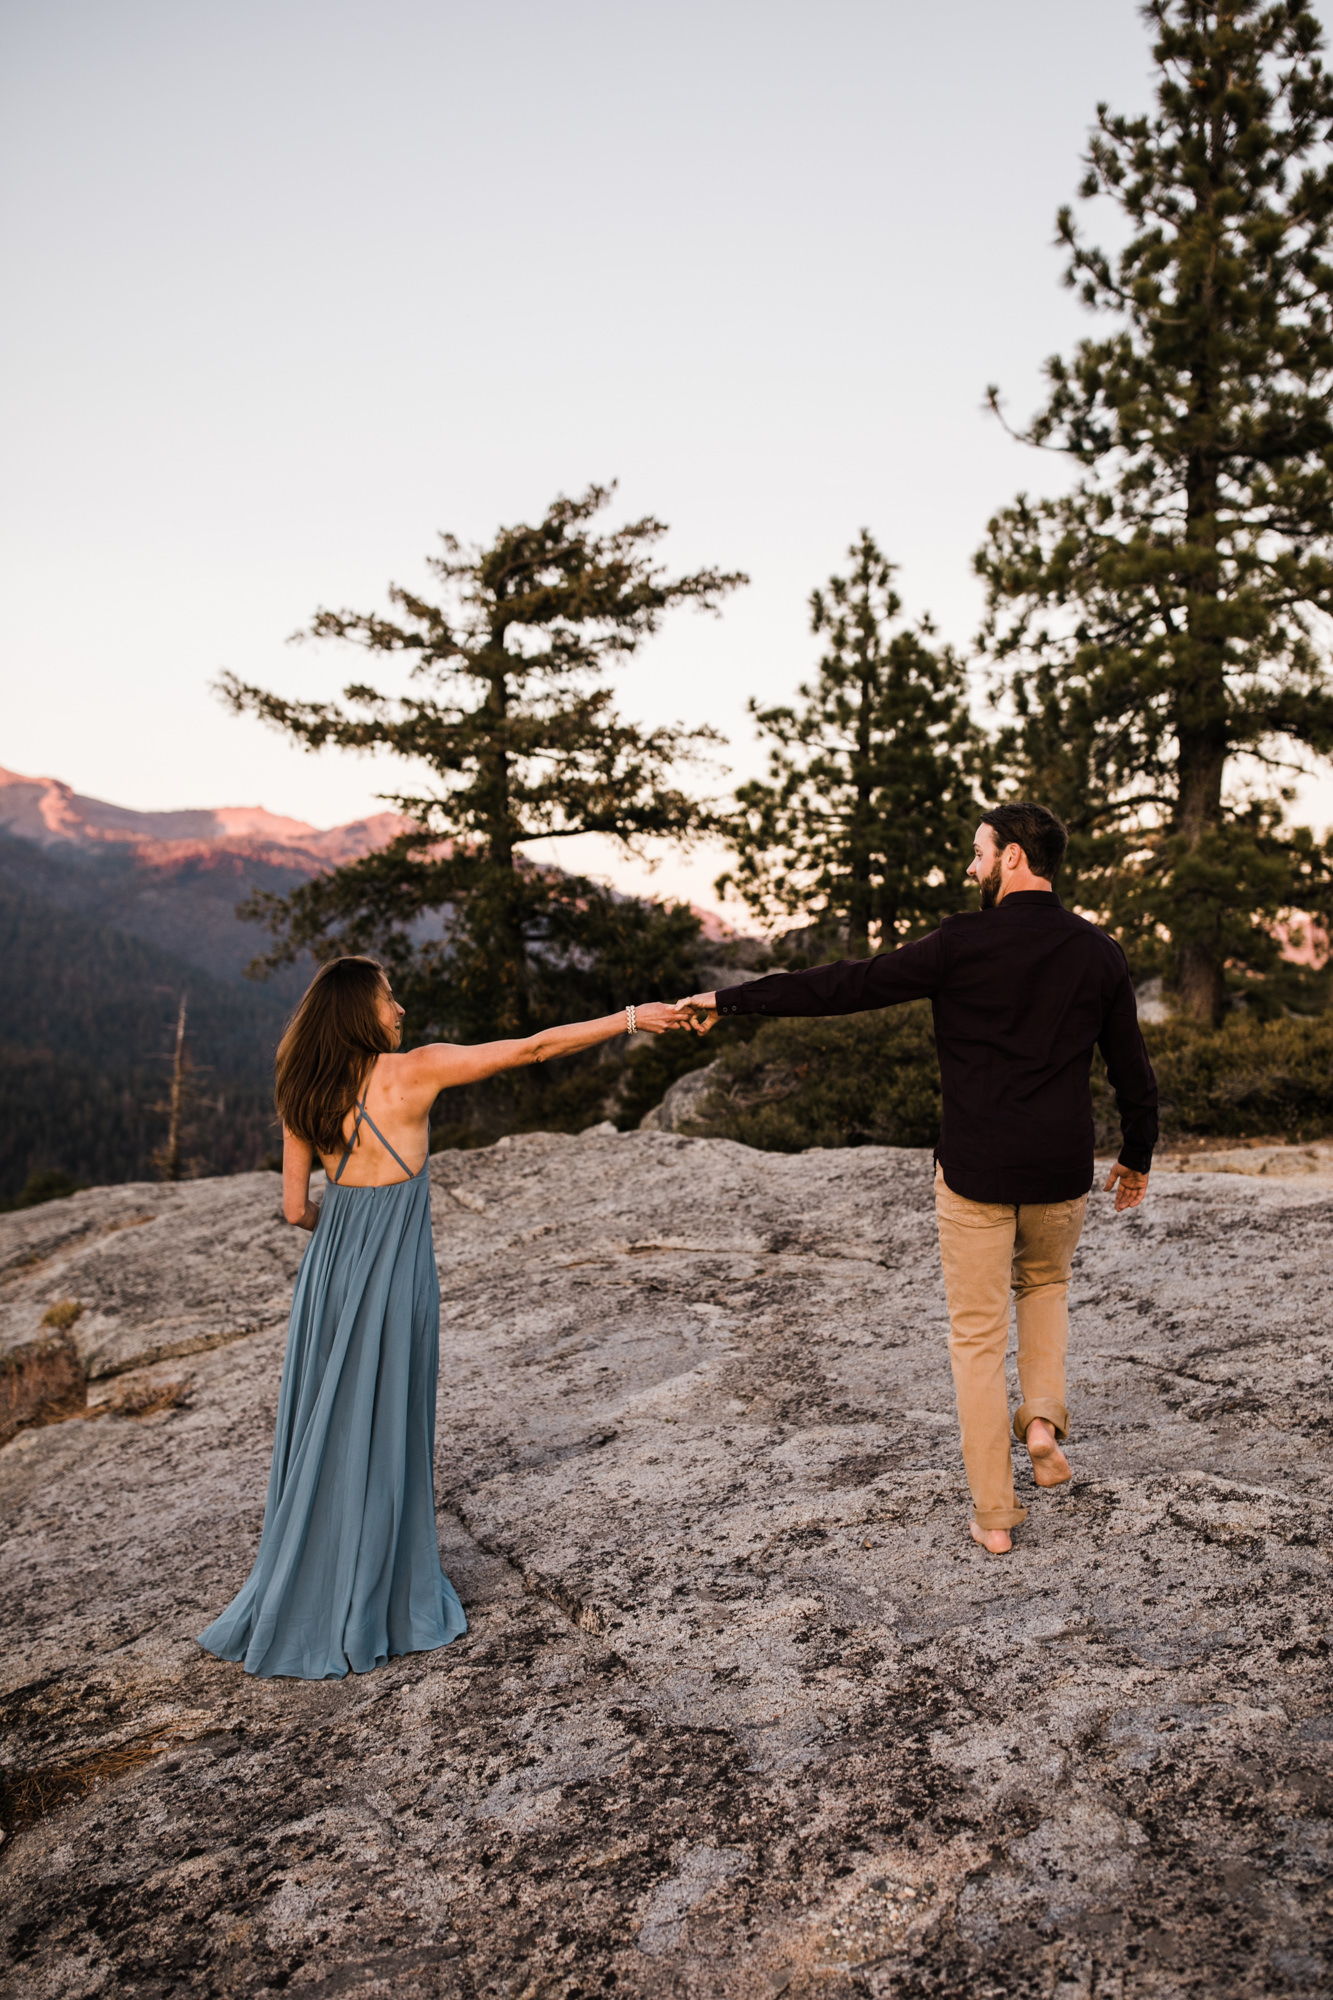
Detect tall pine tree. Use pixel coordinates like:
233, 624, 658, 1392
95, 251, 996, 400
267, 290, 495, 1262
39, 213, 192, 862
718, 532, 979, 954
978, 0, 1333, 1022
220, 485, 745, 1041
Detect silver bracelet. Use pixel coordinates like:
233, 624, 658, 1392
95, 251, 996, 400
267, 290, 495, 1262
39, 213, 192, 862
625, 1003, 636, 1035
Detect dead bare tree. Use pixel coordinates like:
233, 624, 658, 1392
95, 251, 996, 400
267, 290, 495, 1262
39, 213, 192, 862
154, 995, 188, 1182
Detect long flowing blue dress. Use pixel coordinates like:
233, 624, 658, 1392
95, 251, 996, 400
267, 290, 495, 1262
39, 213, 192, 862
198, 1081, 467, 1679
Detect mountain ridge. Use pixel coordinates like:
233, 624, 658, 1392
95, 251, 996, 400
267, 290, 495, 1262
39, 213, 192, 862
0, 766, 741, 1199
0, 767, 740, 981
0, 765, 414, 873
0, 767, 419, 990
0, 769, 407, 1199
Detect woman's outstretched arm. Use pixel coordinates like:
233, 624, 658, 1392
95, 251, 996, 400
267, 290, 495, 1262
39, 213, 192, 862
282, 1127, 321, 1229
405, 1002, 686, 1097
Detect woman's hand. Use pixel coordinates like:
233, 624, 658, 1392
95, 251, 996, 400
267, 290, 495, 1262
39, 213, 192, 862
630, 1002, 688, 1035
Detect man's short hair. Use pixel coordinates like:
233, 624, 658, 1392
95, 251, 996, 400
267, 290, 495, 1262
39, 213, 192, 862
979, 802, 1068, 883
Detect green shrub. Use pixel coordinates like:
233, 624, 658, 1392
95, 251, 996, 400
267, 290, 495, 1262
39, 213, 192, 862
688, 1004, 941, 1152
689, 1004, 1333, 1154
6, 1168, 89, 1212
1101, 1013, 1333, 1145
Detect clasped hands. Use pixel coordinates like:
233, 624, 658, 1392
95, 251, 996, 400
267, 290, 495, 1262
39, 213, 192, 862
629, 995, 719, 1035
676, 991, 718, 1033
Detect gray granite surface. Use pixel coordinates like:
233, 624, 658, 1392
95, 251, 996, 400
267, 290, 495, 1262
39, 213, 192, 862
0, 1134, 1329, 1998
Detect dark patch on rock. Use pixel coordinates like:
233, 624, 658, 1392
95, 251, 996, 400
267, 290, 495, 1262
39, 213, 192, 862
0, 1333, 85, 1445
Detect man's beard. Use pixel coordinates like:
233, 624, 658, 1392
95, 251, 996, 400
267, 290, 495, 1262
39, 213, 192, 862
977, 860, 1002, 909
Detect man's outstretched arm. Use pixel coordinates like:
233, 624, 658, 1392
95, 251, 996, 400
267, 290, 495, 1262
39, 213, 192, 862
680, 931, 947, 1031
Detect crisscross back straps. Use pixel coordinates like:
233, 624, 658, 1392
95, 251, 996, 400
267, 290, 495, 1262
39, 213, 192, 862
329, 1058, 421, 1183
353, 1107, 417, 1181
331, 1058, 378, 1185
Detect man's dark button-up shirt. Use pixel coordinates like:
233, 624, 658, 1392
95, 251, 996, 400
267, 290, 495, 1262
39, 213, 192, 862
715, 891, 1159, 1205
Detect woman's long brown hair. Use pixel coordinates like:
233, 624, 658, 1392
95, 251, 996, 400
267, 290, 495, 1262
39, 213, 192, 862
275, 956, 397, 1157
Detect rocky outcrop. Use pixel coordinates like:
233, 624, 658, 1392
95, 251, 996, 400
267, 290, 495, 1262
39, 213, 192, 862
1, 1135, 1330, 1998
637, 1059, 724, 1132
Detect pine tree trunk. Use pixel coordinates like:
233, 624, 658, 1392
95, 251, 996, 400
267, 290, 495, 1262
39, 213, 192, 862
482, 642, 529, 1028
846, 669, 875, 957
1175, 160, 1228, 1030
1174, 728, 1227, 1023
1173, 610, 1229, 1021
483, 643, 515, 873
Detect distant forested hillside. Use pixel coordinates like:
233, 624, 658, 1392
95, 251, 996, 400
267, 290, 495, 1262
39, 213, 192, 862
0, 881, 291, 1202
0, 827, 311, 995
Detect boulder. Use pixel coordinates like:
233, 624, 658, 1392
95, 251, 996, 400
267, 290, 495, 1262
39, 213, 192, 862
1133, 973, 1173, 1023
1, 1134, 1329, 1997
638, 1058, 723, 1131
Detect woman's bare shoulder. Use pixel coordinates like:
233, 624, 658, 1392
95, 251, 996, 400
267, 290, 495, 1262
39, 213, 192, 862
389, 1034, 532, 1094
383, 1042, 464, 1087
390, 1041, 459, 1067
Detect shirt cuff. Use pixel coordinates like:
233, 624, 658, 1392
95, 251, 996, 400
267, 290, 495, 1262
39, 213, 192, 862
1117, 1146, 1154, 1174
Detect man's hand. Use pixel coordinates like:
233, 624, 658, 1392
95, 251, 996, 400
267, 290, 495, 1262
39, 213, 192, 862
676, 992, 719, 1034
1104, 1163, 1149, 1212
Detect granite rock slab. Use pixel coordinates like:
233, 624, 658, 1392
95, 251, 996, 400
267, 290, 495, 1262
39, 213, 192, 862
0, 1132, 1329, 1999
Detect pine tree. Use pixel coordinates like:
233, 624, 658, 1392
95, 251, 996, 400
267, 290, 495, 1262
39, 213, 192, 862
220, 485, 745, 1041
718, 531, 980, 955
977, 0, 1333, 1023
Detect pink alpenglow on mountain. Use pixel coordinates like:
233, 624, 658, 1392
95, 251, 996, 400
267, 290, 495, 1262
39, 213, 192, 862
0, 767, 745, 980
0, 767, 412, 872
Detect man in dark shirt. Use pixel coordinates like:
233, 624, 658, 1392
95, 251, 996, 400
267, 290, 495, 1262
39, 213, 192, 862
680, 802, 1158, 1556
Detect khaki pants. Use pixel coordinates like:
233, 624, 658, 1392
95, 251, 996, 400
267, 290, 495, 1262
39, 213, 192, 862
934, 1165, 1088, 1530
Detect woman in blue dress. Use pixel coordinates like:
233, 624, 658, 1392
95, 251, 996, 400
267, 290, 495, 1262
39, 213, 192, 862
199, 955, 683, 1680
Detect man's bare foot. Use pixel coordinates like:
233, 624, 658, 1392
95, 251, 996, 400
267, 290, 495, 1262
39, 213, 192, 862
1025, 1418, 1071, 1488
970, 1520, 1012, 1555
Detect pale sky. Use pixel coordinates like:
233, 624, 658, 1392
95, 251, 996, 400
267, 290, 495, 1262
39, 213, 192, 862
6, 0, 1333, 915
